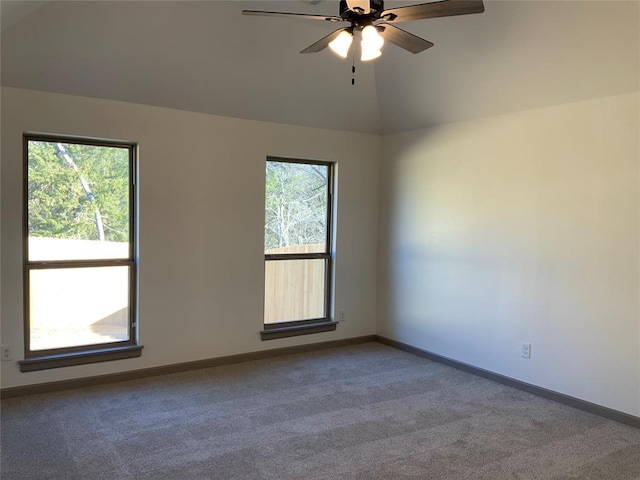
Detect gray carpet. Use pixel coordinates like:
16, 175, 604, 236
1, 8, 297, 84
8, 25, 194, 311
2, 342, 639, 479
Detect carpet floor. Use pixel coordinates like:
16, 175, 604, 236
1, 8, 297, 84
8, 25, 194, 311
2, 342, 639, 479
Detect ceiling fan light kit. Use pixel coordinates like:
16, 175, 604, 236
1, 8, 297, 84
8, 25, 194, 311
242, 0, 485, 60
329, 29, 354, 58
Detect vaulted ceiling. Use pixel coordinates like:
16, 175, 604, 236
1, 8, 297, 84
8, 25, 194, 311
2, 0, 638, 134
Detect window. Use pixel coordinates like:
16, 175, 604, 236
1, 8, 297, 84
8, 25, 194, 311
262, 157, 336, 340
21, 134, 140, 372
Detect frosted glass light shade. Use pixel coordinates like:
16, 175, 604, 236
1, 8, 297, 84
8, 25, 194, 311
360, 25, 383, 61
361, 47, 382, 61
329, 30, 354, 58
361, 25, 384, 48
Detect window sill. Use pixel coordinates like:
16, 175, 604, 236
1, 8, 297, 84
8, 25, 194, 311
19, 345, 143, 372
261, 321, 337, 341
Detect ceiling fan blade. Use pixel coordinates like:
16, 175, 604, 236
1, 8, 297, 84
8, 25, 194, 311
242, 10, 342, 22
378, 24, 434, 53
381, 0, 484, 23
301, 28, 348, 54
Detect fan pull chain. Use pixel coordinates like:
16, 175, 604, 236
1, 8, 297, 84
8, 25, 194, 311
351, 48, 356, 85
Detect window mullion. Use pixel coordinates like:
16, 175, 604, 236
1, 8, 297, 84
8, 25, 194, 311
27, 259, 134, 270
265, 253, 329, 261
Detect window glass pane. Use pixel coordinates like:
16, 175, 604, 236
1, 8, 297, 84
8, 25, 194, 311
265, 161, 328, 254
264, 259, 326, 324
29, 266, 130, 351
27, 140, 130, 261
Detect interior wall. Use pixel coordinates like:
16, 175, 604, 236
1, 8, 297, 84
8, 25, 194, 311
378, 92, 640, 417
0, 87, 381, 389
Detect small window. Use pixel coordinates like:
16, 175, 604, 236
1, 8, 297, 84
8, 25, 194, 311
262, 157, 336, 340
21, 134, 141, 372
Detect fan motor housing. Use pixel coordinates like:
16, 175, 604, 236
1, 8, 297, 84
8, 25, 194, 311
339, 0, 385, 23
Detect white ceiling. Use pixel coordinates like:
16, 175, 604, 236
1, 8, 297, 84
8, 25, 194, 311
1, 0, 638, 134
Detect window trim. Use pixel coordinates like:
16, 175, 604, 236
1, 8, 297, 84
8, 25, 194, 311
262, 156, 336, 340
20, 133, 140, 371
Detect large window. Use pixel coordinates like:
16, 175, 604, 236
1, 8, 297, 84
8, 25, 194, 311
263, 157, 336, 340
21, 134, 140, 372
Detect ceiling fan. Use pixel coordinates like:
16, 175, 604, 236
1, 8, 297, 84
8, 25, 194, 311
243, 0, 485, 61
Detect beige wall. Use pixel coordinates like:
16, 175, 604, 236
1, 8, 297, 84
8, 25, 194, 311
3, 86, 640, 419
378, 92, 640, 416
0, 87, 381, 388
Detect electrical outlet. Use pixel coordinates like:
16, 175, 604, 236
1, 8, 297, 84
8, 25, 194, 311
339, 310, 346, 322
521, 342, 531, 359
1, 345, 12, 361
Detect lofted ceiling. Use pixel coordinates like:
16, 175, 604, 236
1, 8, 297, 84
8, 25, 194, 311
1, 0, 638, 134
